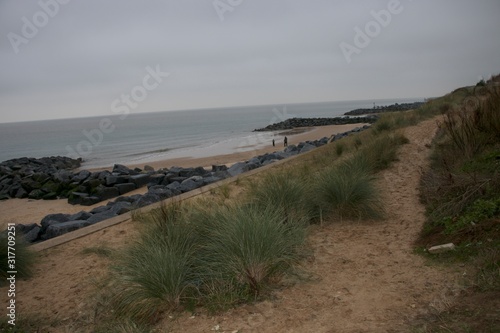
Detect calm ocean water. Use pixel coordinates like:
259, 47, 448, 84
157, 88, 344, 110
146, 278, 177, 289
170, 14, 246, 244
0, 99, 422, 169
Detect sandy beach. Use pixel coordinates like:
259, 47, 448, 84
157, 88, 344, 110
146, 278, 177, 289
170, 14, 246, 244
0, 123, 367, 230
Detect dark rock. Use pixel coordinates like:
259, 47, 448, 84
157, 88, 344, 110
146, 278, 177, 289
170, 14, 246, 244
262, 159, 278, 166
112, 164, 132, 175
227, 162, 248, 177
169, 176, 187, 183
194, 166, 208, 176
32, 172, 50, 183
73, 170, 91, 183
95, 186, 120, 201
8, 184, 21, 197
167, 166, 183, 176
86, 210, 118, 224
162, 172, 178, 184
68, 192, 89, 205
89, 205, 111, 214
202, 176, 222, 185
166, 181, 181, 193
135, 193, 161, 208
53, 170, 73, 184
21, 179, 41, 192
299, 143, 316, 153
110, 201, 132, 215
212, 165, 228, 172
97, 170, 112, 182
81, 196, 101, 206
248, 157, 261, 165
28, 189, 46, 200
43, 220, 93, 240
178, 167, 196, 178
82, 178, 103, 190
15, 223, 38, 234
23, 225, 41, 243
115, 183, 137, 195
42, 192, 58, 200
147, 174, 165, 188
41, 213, 71, 227
285, 144, 298, 153
253, 116, 378, 131
41, 181, 60, 193
69, 211, 92, 221
130, 174, 151, 188
180, 178, 201, 192
144, 165, 154, 172
148, 186, 173, 199
114, 196, 136, 204
105, 175, 130, 186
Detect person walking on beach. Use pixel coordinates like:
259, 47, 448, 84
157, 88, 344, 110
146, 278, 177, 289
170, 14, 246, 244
272, 139, 275, 147
284, 136, 288, 147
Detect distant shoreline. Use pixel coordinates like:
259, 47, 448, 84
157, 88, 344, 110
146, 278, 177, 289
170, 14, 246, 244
344, 102, 424, 116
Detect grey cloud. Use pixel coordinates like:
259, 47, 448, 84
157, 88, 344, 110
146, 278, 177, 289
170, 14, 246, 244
0, 0, 499, 123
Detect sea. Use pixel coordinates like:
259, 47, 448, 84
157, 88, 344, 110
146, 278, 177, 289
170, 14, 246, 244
0, 98, 423, 169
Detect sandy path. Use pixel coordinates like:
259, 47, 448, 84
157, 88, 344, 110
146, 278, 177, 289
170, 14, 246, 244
162, 118, 461, 332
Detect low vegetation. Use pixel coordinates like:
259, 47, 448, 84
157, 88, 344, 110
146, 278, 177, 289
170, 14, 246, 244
414, 75, 500, 332
0, 232, 36, 285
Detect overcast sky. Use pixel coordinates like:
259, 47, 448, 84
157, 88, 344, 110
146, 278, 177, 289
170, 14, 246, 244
0, 0, 499, 123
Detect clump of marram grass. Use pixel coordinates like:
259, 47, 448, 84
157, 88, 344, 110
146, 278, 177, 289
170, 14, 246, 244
314, 161, 383, 220
194, 205, 307, 297
0, 232, 36, 284
110, 203, 198, 324
246, 171, 316, 222
361, 132, 409, 172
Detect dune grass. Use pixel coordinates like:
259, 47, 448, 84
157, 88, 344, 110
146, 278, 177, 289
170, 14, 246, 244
110, 203, 198, 323
0, 232, 36, 284
314, 161, 383, 220
246, 171, 316, 222
194, 205, 307, 297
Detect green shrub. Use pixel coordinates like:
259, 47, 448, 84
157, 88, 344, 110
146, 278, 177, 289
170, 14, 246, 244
441, 197, 500, 234
194, 205, 307, 296
314, 164, 383, 220
0, 231, 36, 284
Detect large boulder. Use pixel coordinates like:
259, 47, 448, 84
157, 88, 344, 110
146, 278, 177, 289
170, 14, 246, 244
148, 186, 174, 200
227, 162, 249, 177
109, 201, 132, 215
180, 178, 202, 193
42, 220, 93, 240
86, 210, 118, 224
115, 183, 137, 195
73, 170, 91, 183
69, 211, 92, 221
299, 143, 316, 154
68, 192, 90, 205
135, 193, 161, 208
112, 164, 132, 175
23, 225, 41, 243
130, 174, 151, 188
95, 186, 120, 201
